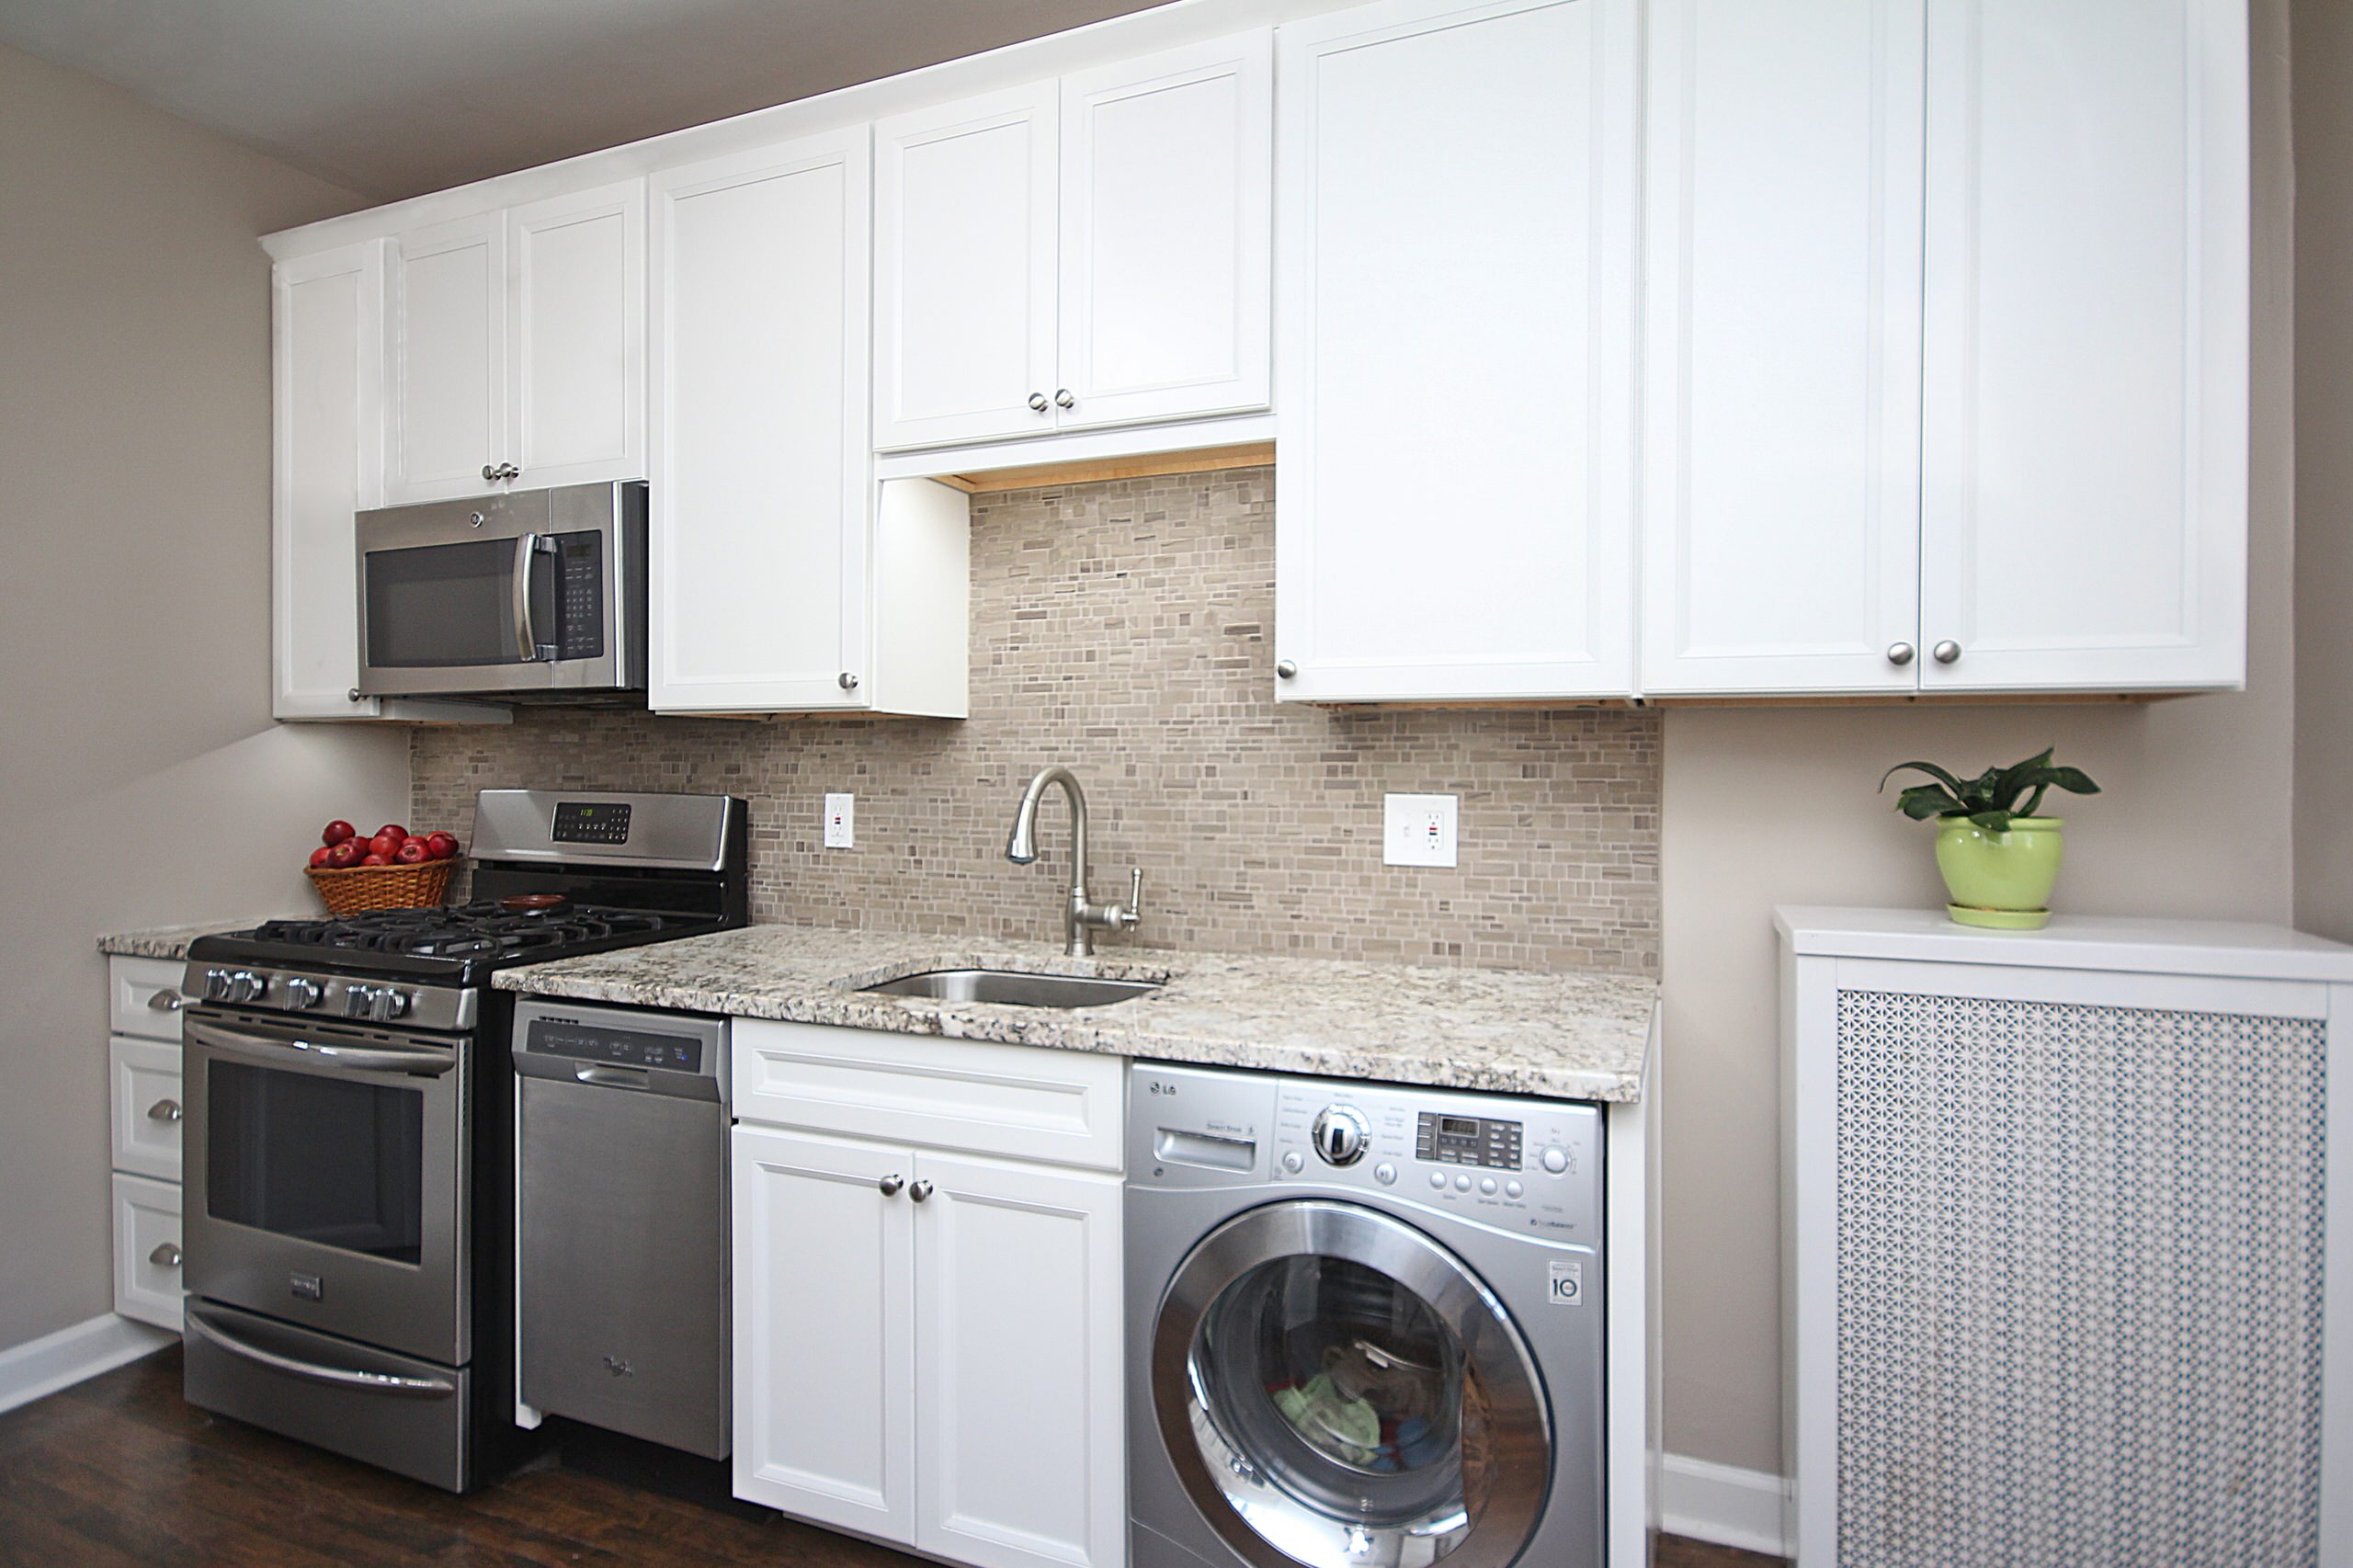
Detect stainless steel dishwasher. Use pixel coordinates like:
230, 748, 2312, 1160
513, 998, 730, 1459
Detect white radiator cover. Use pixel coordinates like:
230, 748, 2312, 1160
1779, 908, 2353, 1568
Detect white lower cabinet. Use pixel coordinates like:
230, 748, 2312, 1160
732, 1025, 1124, 1568
106, 957, 187, 1330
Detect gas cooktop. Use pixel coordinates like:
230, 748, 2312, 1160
252, 901, 693, 960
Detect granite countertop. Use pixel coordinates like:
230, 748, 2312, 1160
494, 925, 1658, 1102
97, 919, 270, 961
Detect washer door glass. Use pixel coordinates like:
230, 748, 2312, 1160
1153, 1200, 1550, 1568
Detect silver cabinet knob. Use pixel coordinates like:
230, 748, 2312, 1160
149, 1243, 182, 1269
1276, 660, 1298, 679
838, 672, 859, 691
1054, 388, 1075, 409
878, 1173, 904, 1198
1885, 642, 1915, 666
146, 989, 185, 1013
1027, 392, 1051, 413
482, 464, 499, 482
348, 687, 363, 703
909, 1179, 934, 1204
482, 461, 521, 483
1932, 640, 1962, 665
147, 1099, 182, 1123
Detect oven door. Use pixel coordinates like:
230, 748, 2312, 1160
183, 1010, 469, 1365
353, 482, 641, 698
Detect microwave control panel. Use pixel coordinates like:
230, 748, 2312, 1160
554, 531, 605, 658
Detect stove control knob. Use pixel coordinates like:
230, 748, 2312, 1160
202, 967, 233, 1002
226, 971, 267, 1005
370, 989, 412, 1022
1311, 1105, 1370, 1167
282, 977, 323, 1010
342, 984, 379, 1019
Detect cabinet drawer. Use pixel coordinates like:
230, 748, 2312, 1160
112, 1172, 184, 1332
109, 1036, 184, 1183
110, 957, 192, 1040
733, 1020, 1125, 1173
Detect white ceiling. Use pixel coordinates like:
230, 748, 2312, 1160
0, 0, 1172, 202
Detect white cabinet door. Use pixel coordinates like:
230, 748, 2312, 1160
912, 1153, 1124, 1568
651, 132, 872, 712
1054, 31, 1272, 432
1274, 0, 1639, 702
112, 1172, 184, 1332
274, 243, 388, 719
732, 1125, 916, 1542
109, 1036, 183, 1184
1638, 0, 1927, 696
506, 179, 645, 489
1917, 0, 2248, 692
875, 83, 1061, 451
386, 212, 506, 504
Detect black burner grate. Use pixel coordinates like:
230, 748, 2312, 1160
253, 902, 676, 960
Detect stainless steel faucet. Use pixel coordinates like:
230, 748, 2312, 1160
1005, 766, 1142, 956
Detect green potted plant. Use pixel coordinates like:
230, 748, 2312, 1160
1879, 748, 2100, 929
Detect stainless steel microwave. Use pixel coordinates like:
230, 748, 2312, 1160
355, 481, 646, 700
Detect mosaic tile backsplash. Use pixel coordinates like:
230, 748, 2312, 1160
411, 467, 1662, 975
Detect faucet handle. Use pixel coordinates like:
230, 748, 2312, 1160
1117, 868, 1144, 930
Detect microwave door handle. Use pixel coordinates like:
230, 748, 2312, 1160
184, 1018, 456, 1078
513, 531, 544, 663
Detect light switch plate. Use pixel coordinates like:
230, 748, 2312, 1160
823, 793, 855, 849
1383, 792, 1458, 868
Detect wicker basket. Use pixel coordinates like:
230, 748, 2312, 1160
307, 857, 458, 916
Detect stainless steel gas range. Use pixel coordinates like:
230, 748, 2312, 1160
176, 790, 747, 1492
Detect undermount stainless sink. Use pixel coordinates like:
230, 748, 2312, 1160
860, 968, 1161, 1009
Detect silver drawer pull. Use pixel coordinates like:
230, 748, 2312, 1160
147, 989, 186, 1013
186, 1309, 455, 1397
148, 1243, 182, 1269
146, 1099, 182, 1123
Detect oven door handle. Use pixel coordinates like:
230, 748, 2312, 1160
514, 531, 556, 663
185, 1018, 456, 1078
186, 1308, 456, 1398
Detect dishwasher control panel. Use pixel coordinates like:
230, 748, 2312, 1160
511, 998, 729, 1101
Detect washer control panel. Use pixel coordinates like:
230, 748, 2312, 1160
1126, 1062, 1602, 1243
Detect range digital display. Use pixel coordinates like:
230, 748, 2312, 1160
551, 801, 631, 845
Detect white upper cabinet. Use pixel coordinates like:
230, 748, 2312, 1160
653, 132, 969, 717
873, 31, 1273, 453
273, 243, 387, 720
508, 180, 647, 490
875, 85, 1060, 452
1055, 32, 1274, 431
1273, 0, 1638, 703
1638, 0, 1926, 696
1916, 0, 2247, 692
385, 180, 645, 503
386, 213, 504, 505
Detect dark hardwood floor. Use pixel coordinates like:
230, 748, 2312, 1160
0, 1348, 1785, 1567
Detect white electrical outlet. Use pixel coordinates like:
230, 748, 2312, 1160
823, 793, 855, 849
1383, 792, 1459, 868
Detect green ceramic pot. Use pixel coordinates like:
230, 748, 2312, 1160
1935, 816, 2065, 929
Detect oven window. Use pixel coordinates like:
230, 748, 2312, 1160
206, 1061, 426, 1265
363, 538, 551, 668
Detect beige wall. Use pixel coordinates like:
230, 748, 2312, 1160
2295, 0, 2353, 942
0, 44, 410, 1352
1655, 0, 2298, 1475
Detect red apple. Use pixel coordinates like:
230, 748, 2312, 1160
368, 832, 404, 860
360, 852, 393, 867
325, 840, 364, 869
309, 846, 334, 869
395, 840, 430, 865
322, 820, 356, 846
425, 831, 460, 860
375, 824, 409, 843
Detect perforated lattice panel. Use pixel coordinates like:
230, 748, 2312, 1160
1834, 990, 2327, 1567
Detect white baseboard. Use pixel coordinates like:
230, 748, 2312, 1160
0, 1312, 175, 1416
1659, 1451, 1791, 1559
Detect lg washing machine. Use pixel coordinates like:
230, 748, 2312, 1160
1126, 1062, 1607, 1568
